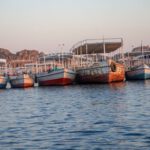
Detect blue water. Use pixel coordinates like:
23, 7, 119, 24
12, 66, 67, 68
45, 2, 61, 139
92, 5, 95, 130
0, 81, 150, 149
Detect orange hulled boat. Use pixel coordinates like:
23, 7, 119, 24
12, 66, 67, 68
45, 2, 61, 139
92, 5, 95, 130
9, 74, 34, 88
71, 38, 125, 83
76, 60, 125, 83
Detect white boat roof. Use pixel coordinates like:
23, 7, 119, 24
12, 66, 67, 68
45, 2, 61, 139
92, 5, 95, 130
137, 64, 150, 69
127, 51, 150, 57
71, 38, 123, 54
39, 52, 73, 61
0, 59, 6, 63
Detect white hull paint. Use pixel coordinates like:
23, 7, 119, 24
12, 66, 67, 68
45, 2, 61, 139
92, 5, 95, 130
9, 74, 34, 88
37, 68, 76, 86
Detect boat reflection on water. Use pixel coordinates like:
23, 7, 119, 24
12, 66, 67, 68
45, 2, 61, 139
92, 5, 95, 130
109, 81, 126, 90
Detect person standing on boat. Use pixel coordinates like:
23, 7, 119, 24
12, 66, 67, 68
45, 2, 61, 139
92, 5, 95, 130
47, 65, 52, 73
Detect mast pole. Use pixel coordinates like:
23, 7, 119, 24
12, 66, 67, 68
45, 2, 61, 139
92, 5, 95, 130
86, 40, 88, 66
141, 40, 144, 65
103, 36, 106, 60
121, 38, 125, 64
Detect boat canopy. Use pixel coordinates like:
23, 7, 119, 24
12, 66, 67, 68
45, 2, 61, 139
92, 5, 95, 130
71, 38, 123, 55
126, 51, 150, 57
39, 52, 73, 62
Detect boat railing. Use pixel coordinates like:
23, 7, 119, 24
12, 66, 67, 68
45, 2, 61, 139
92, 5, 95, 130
125, 58, 150, 70
70, 38, 122, 52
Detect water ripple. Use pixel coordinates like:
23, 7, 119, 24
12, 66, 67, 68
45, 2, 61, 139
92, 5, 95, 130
1, 81, 150, 149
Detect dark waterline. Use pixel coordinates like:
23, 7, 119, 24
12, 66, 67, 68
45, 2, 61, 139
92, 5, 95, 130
0, 81, 150, 149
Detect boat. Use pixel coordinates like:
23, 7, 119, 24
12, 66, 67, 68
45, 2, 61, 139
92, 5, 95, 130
9, 74, 34, 88
125, 64, 150, 80
71, 38, 125, 83
124, 41, 150, 80
76, 59, 125, 83
0, 59, 7, 89
0, 75, 7, 89
36, 68, 76, 86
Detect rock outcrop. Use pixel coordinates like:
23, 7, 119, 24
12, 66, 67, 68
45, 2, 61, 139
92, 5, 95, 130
0, 48, 44, 67
0, 48, 15, 62
0, 48, 44, 61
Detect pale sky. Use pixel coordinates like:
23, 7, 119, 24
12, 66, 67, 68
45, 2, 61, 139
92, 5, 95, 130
0, 0, 150, 53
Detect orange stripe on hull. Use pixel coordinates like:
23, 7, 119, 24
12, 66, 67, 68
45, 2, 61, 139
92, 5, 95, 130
108, 72, 125, 83
76, 62, 125, 83
11, 83, 34, 88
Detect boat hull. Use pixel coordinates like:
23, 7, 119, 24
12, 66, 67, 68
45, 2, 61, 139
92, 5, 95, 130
125, 68, 150, 80
10, 74, 34, 88
0, 83, 7, 89
37, 68, 76, 86
76, 63, 125, 83
0, 76, 7, 89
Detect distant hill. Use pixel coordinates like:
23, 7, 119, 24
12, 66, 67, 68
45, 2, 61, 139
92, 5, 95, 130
0, 48, 15, 62
0, 48, 44, 63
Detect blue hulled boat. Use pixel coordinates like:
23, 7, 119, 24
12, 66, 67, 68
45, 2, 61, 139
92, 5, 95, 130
125, 64, 150, 80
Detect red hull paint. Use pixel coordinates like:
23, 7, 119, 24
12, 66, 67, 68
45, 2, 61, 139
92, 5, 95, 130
39, 78, 73, 86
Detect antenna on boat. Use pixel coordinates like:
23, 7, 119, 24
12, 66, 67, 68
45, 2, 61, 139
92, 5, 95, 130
58, 43, 65, 68
121, 38, 125, 65
103, 36, 106, 60
62, 44, 64, 68
141, 40, 144, 65
44, 55, 46, 72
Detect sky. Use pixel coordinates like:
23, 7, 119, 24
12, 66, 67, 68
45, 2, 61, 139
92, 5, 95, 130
0, 0, 150, 53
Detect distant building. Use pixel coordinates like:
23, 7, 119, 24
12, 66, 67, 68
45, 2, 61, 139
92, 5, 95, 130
124, 45, 150, 58
8, 60, 35, 68
132, 45, 150, 53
